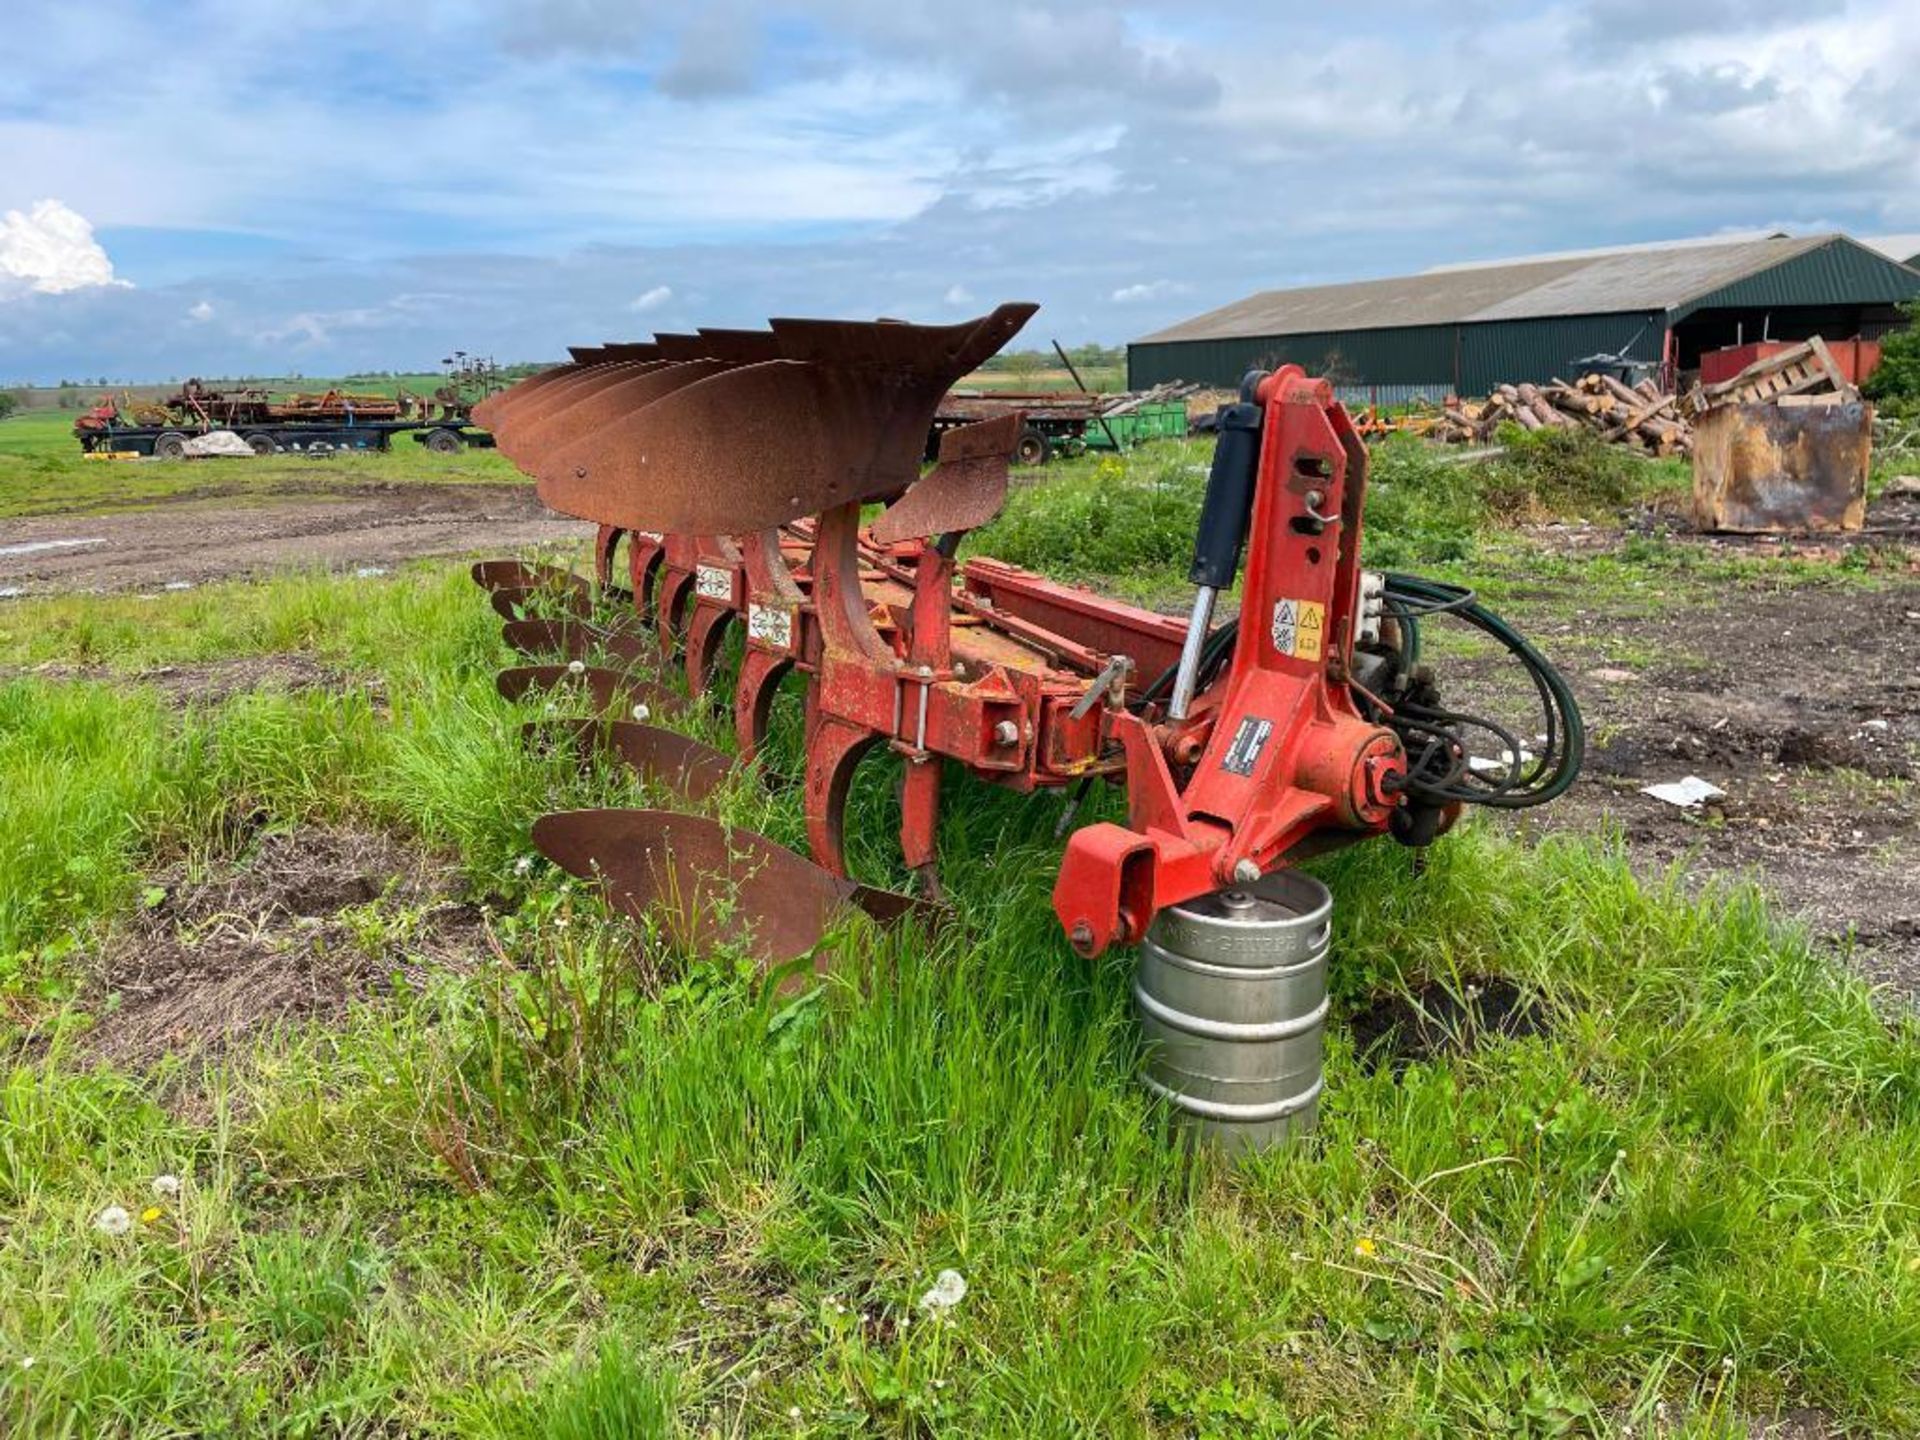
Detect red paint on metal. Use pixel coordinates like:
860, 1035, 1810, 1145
1700, 337, 1883, 387
472, 307, 1426, 958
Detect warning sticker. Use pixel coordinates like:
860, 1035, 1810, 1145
695, 565, 732, 600
1271, 597, 1326, 661
748, 602, 793, 649
1270, 599, 1297, 656
1220, 715, 1273, 776
1294, 600, 1325, 661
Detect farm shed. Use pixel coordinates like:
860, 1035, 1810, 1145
1128, 234, 1920, 398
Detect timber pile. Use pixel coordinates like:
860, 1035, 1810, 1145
1433, 375, 1693, 455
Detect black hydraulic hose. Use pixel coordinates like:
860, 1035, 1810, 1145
1380, 573, 1585, 809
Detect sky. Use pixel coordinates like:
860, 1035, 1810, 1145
1, 0, 1916, 383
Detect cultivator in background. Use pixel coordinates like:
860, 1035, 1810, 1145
471, 304, 1583, 1148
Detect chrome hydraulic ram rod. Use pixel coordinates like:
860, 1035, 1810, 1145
1170, 388, 1263, 720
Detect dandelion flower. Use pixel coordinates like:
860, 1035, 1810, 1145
151, 1174, 181, 1199
1354, 1236, 1379, 1259
139, 1206, 163, 1225
788, 1406, 802, 1420
918, 1269, 968, 1313
19, 1356, 34, 1370
93, 1205, 132, 1237
567, 659, 586, 675
514, 856, 535, 876
632, 703, 650, 723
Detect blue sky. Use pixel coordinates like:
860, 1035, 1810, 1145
1, 0, 1915, 383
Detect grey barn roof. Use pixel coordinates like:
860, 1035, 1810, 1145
1137, 234, 1868, 345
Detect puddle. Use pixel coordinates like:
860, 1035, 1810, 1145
0, 537, 107, 558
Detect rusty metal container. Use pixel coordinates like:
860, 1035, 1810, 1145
1691, 401, 1872, 533
1135, 872, 1331, 1155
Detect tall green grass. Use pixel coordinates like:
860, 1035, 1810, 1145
0, 526, 1914, 1432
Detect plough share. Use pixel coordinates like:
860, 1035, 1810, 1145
472, 304, 1583, 968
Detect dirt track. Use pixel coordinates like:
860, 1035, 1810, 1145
0, 480, 585, 596
1441, 502, 1920, 993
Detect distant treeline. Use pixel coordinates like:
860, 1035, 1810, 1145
975, 343, 1125, 375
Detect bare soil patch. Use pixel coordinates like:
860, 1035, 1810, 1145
1, 653, 366, 708
1451, 536, 1920, 990
1346, 976, 1548, 1072
0, 480, 583, 597
83, 826, 486, 1069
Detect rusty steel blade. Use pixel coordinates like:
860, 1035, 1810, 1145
490, 361, 665, 447
696, 328, 783, 363
531, 808, 854, 966
602, 343, 662, 362
869, 413, 1021, 544
471, 559, 591, 600
650, 333, 711, 361
501, 616, 585, 659
567, 346, 609, 363
473, 364, 589, 428
488, 584, 591, 622
769, 304, 1034, 371
488, 362, 658, 444
532, 304, 1037, 536
472, 560, 592, 620
522, 718, 735, 802
497, 361, 727, 469
497, 664, 687, 720
499, 617, 662, 671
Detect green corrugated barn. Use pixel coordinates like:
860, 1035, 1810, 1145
1127, 233, 1920, 398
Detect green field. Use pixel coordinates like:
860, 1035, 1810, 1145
2, 427, 1918, 1436
0, 410, 519, 521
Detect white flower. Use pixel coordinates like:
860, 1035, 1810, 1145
788, 1406, 802, 1419
631, 703, 650, 723
567, 659, 586, 675
150, 1174, 181, 1199
18, 1356, 34, 1369
514, 855, 535, 876
918, 1269, 968, 1313
93, 1205, 132, 1236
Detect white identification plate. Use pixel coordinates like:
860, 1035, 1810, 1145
695, 565, 732, 600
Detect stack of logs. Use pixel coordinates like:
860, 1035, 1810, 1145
1436, 375, 1692, 456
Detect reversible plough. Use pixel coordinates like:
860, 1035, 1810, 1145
471, 304, 1583, 969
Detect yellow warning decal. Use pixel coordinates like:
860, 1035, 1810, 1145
1294, 601, 1325, 661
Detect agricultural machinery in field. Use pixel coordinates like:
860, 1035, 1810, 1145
74, 362, 501, 458
470, 305, 1582, 1149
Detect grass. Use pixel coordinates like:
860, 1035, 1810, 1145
1, 436, 1918, 1435
0, 410, 522, 521
967, 428, 1894, 614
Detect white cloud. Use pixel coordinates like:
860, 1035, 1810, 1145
1111, 280, 1183, 303
629, 285, 673, 312
188, 299, 214, 321
944, 283, 974, 306
0, 199, 125, 298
